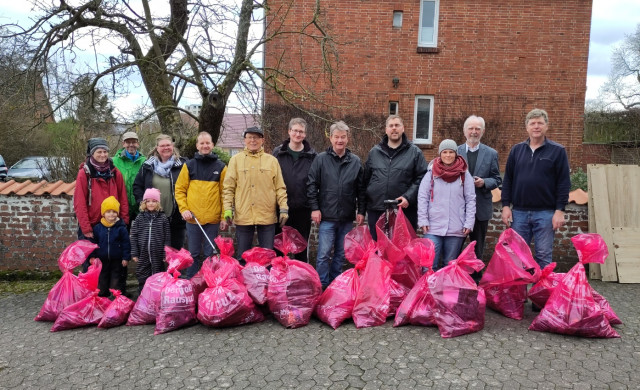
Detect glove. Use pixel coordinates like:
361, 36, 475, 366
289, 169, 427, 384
223, 210, 233, 222
279, 211, 289, 227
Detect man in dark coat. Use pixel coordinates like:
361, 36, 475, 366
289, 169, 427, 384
273, 118, 317, 262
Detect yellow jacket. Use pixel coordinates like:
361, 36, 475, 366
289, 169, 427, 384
175, 153, 227, 225
223, 147, 288, 225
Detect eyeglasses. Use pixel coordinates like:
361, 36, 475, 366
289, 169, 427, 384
245, 136, 262, 141
290, 129, 306, 134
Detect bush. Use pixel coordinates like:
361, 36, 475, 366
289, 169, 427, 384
570, 167, 588, 191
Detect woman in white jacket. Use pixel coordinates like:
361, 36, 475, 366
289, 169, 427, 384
417, 139, 476, 270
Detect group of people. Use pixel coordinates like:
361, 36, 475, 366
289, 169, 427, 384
72, 108, 570, 296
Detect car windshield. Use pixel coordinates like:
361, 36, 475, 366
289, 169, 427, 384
12, 159, 46, 169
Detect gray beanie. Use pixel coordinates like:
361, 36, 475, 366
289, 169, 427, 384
438, 139, 458, 154
87, 138, 110, 156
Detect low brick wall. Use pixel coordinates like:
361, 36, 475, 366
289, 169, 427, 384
0, 194, 587, 273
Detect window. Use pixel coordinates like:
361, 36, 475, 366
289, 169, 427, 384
389, 101, 398, 116
393, 11, 403, 28
413, 95, 434, 144
418, 0, 439, 47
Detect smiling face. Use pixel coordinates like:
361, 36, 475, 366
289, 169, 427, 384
440, 149, 457, 165
144, 199, 158, 212
104, 209, 118, 224
288, 123, 306, 145
330, 130, 349, 156
244, 133, 264, 152
92, 148, 109, 163
156, 138, 174, 162
122, 138, 139, 155
526, 116, 548, 142
385, 117, 405, 143
463, 119, 484, 146
196, 133, 214, 155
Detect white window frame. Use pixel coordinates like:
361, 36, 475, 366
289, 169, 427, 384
413, 95, 434, 144
392, 11, 403, 28
418, 0, 440, 48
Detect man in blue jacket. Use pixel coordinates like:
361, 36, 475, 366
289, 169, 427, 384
457, 115, 502, 280
307, 121, 365, 288
501, 109, 570, 269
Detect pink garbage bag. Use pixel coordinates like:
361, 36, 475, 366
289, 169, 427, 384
480, 228, 541, 320
529, 234, 620, 338
155, 271, 197, 335
352, 253, 392, 328
35, 240, 98, 321
98, 289, 135, 329
198, 261, 264, 327
241, 247, 276, 305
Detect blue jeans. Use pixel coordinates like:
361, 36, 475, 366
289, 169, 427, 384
425, 234, 465, 271
236, 224, 276, 262
511, 209, 555, 269
316, 220, 352, 287
185, 222, 219, 278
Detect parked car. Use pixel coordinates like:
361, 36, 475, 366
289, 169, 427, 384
0, 155, 7, 181
6, 156, 69, 182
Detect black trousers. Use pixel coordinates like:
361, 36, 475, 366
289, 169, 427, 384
98, 258, 124, 297
275, 207, 312, 262
468, 219, 489, 283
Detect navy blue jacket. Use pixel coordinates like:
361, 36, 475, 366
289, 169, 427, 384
92, 219, 131, 262
501, 138, 570, 211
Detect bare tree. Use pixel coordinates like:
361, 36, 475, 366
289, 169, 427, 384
601, 23, 640, 110
1, 0, 338, 145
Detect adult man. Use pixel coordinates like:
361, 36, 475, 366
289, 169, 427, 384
457, 115, 501, 280
501, 109, 570, 270
273, 118, 317, 262
175, 132, 227, 278
112, 131, 146, 225
223, 127, 288, 259
307, 121, 365, 288
362, 115, 428, 240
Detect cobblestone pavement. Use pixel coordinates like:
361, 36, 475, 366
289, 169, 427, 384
0, 280, 638, 390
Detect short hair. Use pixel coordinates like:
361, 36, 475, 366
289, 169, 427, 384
386, 115, 404, 126
329, 121, 350, 136
197, 131, 213, 142
288, 118, 307, 130
463, 115, 485, 130
151, 134, 181, 159
525, 109, 549, 125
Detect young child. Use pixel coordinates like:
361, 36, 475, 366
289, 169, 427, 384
130, 188, 171, 293
92, 196, 131, 297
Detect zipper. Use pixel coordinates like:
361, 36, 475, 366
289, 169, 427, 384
107, 227, 111, 261
147, 215, 153, 255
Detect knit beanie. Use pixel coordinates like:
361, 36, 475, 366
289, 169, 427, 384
438, 139, 458, 154
143, 188, 161, 203
101, 196, 120, 216
87, 138, 110, 156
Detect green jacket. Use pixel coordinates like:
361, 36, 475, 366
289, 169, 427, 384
112, 148, 146, 220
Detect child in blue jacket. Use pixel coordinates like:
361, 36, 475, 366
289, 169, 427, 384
91, 196, 131, 297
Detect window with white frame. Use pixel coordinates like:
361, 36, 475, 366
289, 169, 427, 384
413, 95, 434, 144
418, 0, 439, 47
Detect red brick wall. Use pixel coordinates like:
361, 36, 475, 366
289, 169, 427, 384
264, 0, 592, 170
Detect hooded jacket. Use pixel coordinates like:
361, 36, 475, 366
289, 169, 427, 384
307, 147, 365, 222
175, 152, 227, 225
223, 147, 288, 225
133, 155, 187, 226
73, 160, 129, 235
92, 218, 131, 262
273, 139, 317, 210
112, 148, 146, 219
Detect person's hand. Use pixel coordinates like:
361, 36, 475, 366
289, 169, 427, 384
356, 214, 365, 225
312, 210, 322, 225
84, 232, 94, 239
132, 257, 138, 262
279, 211, 289, 227
421, 226, 429, 234
122, 260, 129, 267
181, 210, 193, 221
396, 196, 409, 208
89, 258, 95, 265
220, 220, 228, 230
552, 210, 566, 230
463, 228, 471, 236
501, 206, 512, 227
473, 176, 485, 188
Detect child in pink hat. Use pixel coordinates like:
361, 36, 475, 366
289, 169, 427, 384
130, 188, 171, 293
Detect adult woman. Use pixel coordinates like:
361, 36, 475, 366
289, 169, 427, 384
133, 134, 188, 250
417, 139, 476, 270
73, 137, 129, 270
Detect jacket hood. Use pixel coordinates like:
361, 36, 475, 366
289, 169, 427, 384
276, 139, 316, 155
327, 146, 352, 161
378, 133, 410, 150
194, 152, 220, 161
115, 147, 144, 161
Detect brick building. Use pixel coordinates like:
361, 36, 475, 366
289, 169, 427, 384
263, 0, 592, 168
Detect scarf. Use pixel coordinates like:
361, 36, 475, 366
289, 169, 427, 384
430, 156, 468, 201
124, 149, 139, 161
153, 156, 174, 178
89, 157, 112, 177
100, 217, 117, 228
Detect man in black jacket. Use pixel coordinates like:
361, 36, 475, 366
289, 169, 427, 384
273, 118, 317, 262
307, 121, 365, 288
362, 115, 428, 240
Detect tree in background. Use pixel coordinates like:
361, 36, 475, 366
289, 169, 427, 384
601, 23, 640, 110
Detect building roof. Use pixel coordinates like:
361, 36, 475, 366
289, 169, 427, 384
217, 113, 259, 149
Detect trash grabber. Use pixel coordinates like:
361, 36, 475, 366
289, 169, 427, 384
192, 214, 220, 256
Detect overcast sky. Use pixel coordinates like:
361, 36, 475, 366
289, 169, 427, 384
2, 1, 639, 112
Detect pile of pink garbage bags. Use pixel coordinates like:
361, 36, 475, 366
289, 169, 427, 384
35, 209, 622, 338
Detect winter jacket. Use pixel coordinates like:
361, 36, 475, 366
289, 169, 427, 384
130, 211, 171, 277
273, 139, 317, 210
73, 160, 129, 235
112, 148, 146, 220
457, 143, 502, 221
362, 134, 428, 212
175, 152, 227, 225
133, 156, 187, 226
307, 147, 365, 222
92, 219, 131, 262
223, 147, 288, 225
417, 165, 476, 237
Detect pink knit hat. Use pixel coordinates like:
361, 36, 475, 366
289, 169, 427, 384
143, 188, 161, 202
